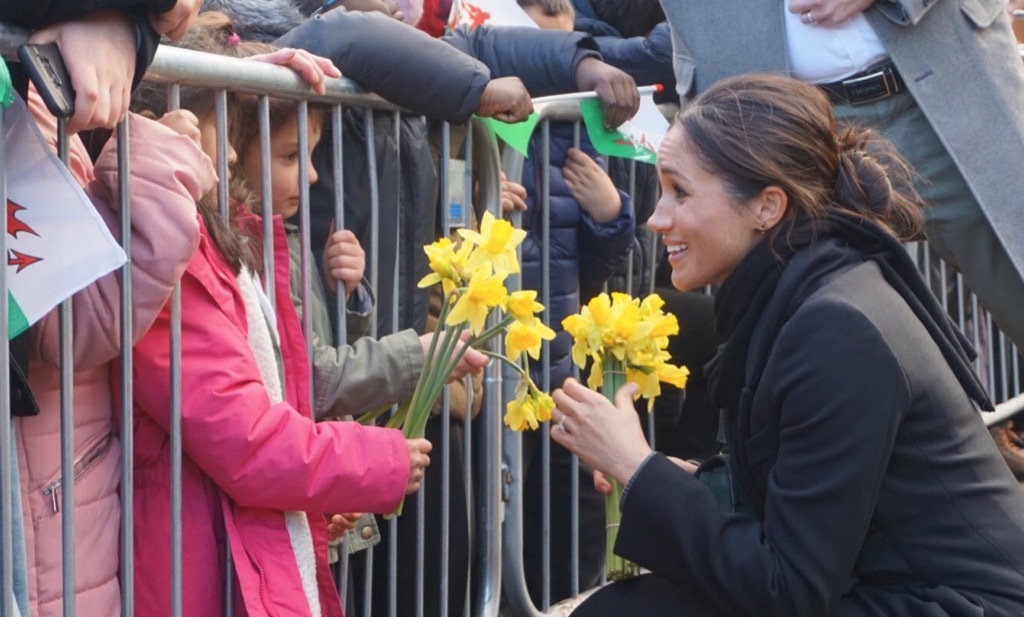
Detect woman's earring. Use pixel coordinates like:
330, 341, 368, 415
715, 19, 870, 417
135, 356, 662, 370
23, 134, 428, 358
758, 221, 767, 235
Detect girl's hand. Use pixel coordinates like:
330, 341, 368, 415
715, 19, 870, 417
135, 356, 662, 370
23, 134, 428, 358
327, 512, 363, 541
157, 109, 201, 146
150, 0, 203, 41
418, 331, 490, 382
405, 438, 432, 494
551, 379, 652, 486
563, 149, 622, 223
248, 48, 341, 95
322, 229, 366, 299
500, 172, 528, 214
592, 469, 613, 495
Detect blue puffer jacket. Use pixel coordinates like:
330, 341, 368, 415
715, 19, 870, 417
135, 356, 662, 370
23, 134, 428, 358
570, 0, 676, 100
521, 125, 635, 388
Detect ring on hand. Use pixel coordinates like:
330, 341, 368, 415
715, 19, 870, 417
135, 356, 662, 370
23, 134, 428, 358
555, 420, 566, 433
801, 10, 815, 24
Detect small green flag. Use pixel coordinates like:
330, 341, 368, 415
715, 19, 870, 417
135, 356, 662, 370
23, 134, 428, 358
480, 112, 540, 157
0, 57, 12, 108
579, 99, 658, 164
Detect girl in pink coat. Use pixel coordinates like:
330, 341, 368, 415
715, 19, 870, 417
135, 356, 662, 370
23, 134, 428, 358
122, 16, 432, 616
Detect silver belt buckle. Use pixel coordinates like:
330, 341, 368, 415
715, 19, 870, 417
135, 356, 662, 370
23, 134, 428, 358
841, 69, 892, 105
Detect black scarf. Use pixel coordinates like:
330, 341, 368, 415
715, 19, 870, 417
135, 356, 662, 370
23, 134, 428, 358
707, 210, 992, 458
705, 212, 992, 513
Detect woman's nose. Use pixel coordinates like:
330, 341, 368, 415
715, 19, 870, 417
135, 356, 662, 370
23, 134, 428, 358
646, 195, 671, 233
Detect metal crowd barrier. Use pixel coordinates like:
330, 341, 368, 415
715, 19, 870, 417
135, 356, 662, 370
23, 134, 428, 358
0, 33, 506, 617
1, 28, 1023, 617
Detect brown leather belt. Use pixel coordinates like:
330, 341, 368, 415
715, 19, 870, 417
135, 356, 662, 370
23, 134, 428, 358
817, 62, 906, 106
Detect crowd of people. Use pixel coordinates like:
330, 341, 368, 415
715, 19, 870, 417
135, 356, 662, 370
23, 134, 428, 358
3, 0, 1024, 616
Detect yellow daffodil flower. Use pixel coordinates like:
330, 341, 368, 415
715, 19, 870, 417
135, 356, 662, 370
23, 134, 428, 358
505, 317, 556, 361
505, 290, 544, 322
656, 362, 690, 389
458, 211, 526, 275
503, 381, 555, 431
446, 265, 508, 334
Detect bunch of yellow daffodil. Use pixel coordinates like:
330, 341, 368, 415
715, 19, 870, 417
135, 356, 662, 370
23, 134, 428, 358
562, 292, 690, 408
376, 213, 555, 514
562, 291, 689, 580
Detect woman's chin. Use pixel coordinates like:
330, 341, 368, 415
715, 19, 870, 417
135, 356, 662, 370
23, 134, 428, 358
671, 271, 704, 293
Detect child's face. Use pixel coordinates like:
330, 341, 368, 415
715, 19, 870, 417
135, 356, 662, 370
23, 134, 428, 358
523, 5, 574, 31
199, 113, 238, 174
240, 115, 323, 219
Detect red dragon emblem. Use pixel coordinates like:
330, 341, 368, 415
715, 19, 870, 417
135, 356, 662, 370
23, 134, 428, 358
7, 200, 42, 272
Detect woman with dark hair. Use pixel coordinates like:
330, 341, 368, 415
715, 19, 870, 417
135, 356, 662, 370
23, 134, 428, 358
550, 73, 1024, 615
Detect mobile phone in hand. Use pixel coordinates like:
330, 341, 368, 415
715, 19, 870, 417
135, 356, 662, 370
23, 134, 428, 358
17, 43, 75, 119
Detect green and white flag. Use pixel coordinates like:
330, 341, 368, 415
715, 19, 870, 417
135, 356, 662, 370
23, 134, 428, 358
447, 0, 538, 31
579, 92, 670, 164
5, 94, 126, 339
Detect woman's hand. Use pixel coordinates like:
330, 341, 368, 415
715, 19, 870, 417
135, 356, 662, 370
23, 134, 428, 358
551, 378, 652, 485
405, 438, 432, 494
248, 48, 341, 95
592, 456, 698, 494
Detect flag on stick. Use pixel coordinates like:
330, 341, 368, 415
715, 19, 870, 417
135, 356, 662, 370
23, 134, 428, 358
447, 0, 539, 31
579, 90, 670, 164
4, 94, 126, 339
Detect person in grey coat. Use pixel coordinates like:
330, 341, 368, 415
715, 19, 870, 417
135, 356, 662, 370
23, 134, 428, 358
658, 0, 1024, 355
550, 73, 1024, 617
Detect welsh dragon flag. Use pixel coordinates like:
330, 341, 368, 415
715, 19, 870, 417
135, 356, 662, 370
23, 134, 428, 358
4, 93, 126, 339
447, 0, 538, 31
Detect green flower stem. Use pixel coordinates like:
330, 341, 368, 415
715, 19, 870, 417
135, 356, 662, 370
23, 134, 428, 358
390, 292, 461, 517
410, 322, 471, 439
600, 358, 640, 581
469, 314, 515, 348
478, 349, 528, 378
405, 324, 463, 439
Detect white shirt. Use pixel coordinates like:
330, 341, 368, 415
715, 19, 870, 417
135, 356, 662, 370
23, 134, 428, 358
784, 6, 889, 84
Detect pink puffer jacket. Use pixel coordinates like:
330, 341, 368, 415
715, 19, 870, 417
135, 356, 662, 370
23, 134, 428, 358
16, 93, 213, 617
122, 212, 410, 616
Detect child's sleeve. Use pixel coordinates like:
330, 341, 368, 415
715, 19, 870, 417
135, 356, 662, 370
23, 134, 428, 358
578, 190, 635, 300
311, 328, 425, 421
30, 111, 212, 370
132, 260, 410, 515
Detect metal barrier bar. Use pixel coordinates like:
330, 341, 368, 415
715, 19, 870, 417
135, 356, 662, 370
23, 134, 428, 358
55, 120, 75, 617
0, 101, 12, 617
116, 115, 135, 617
166, 83, 185, 617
